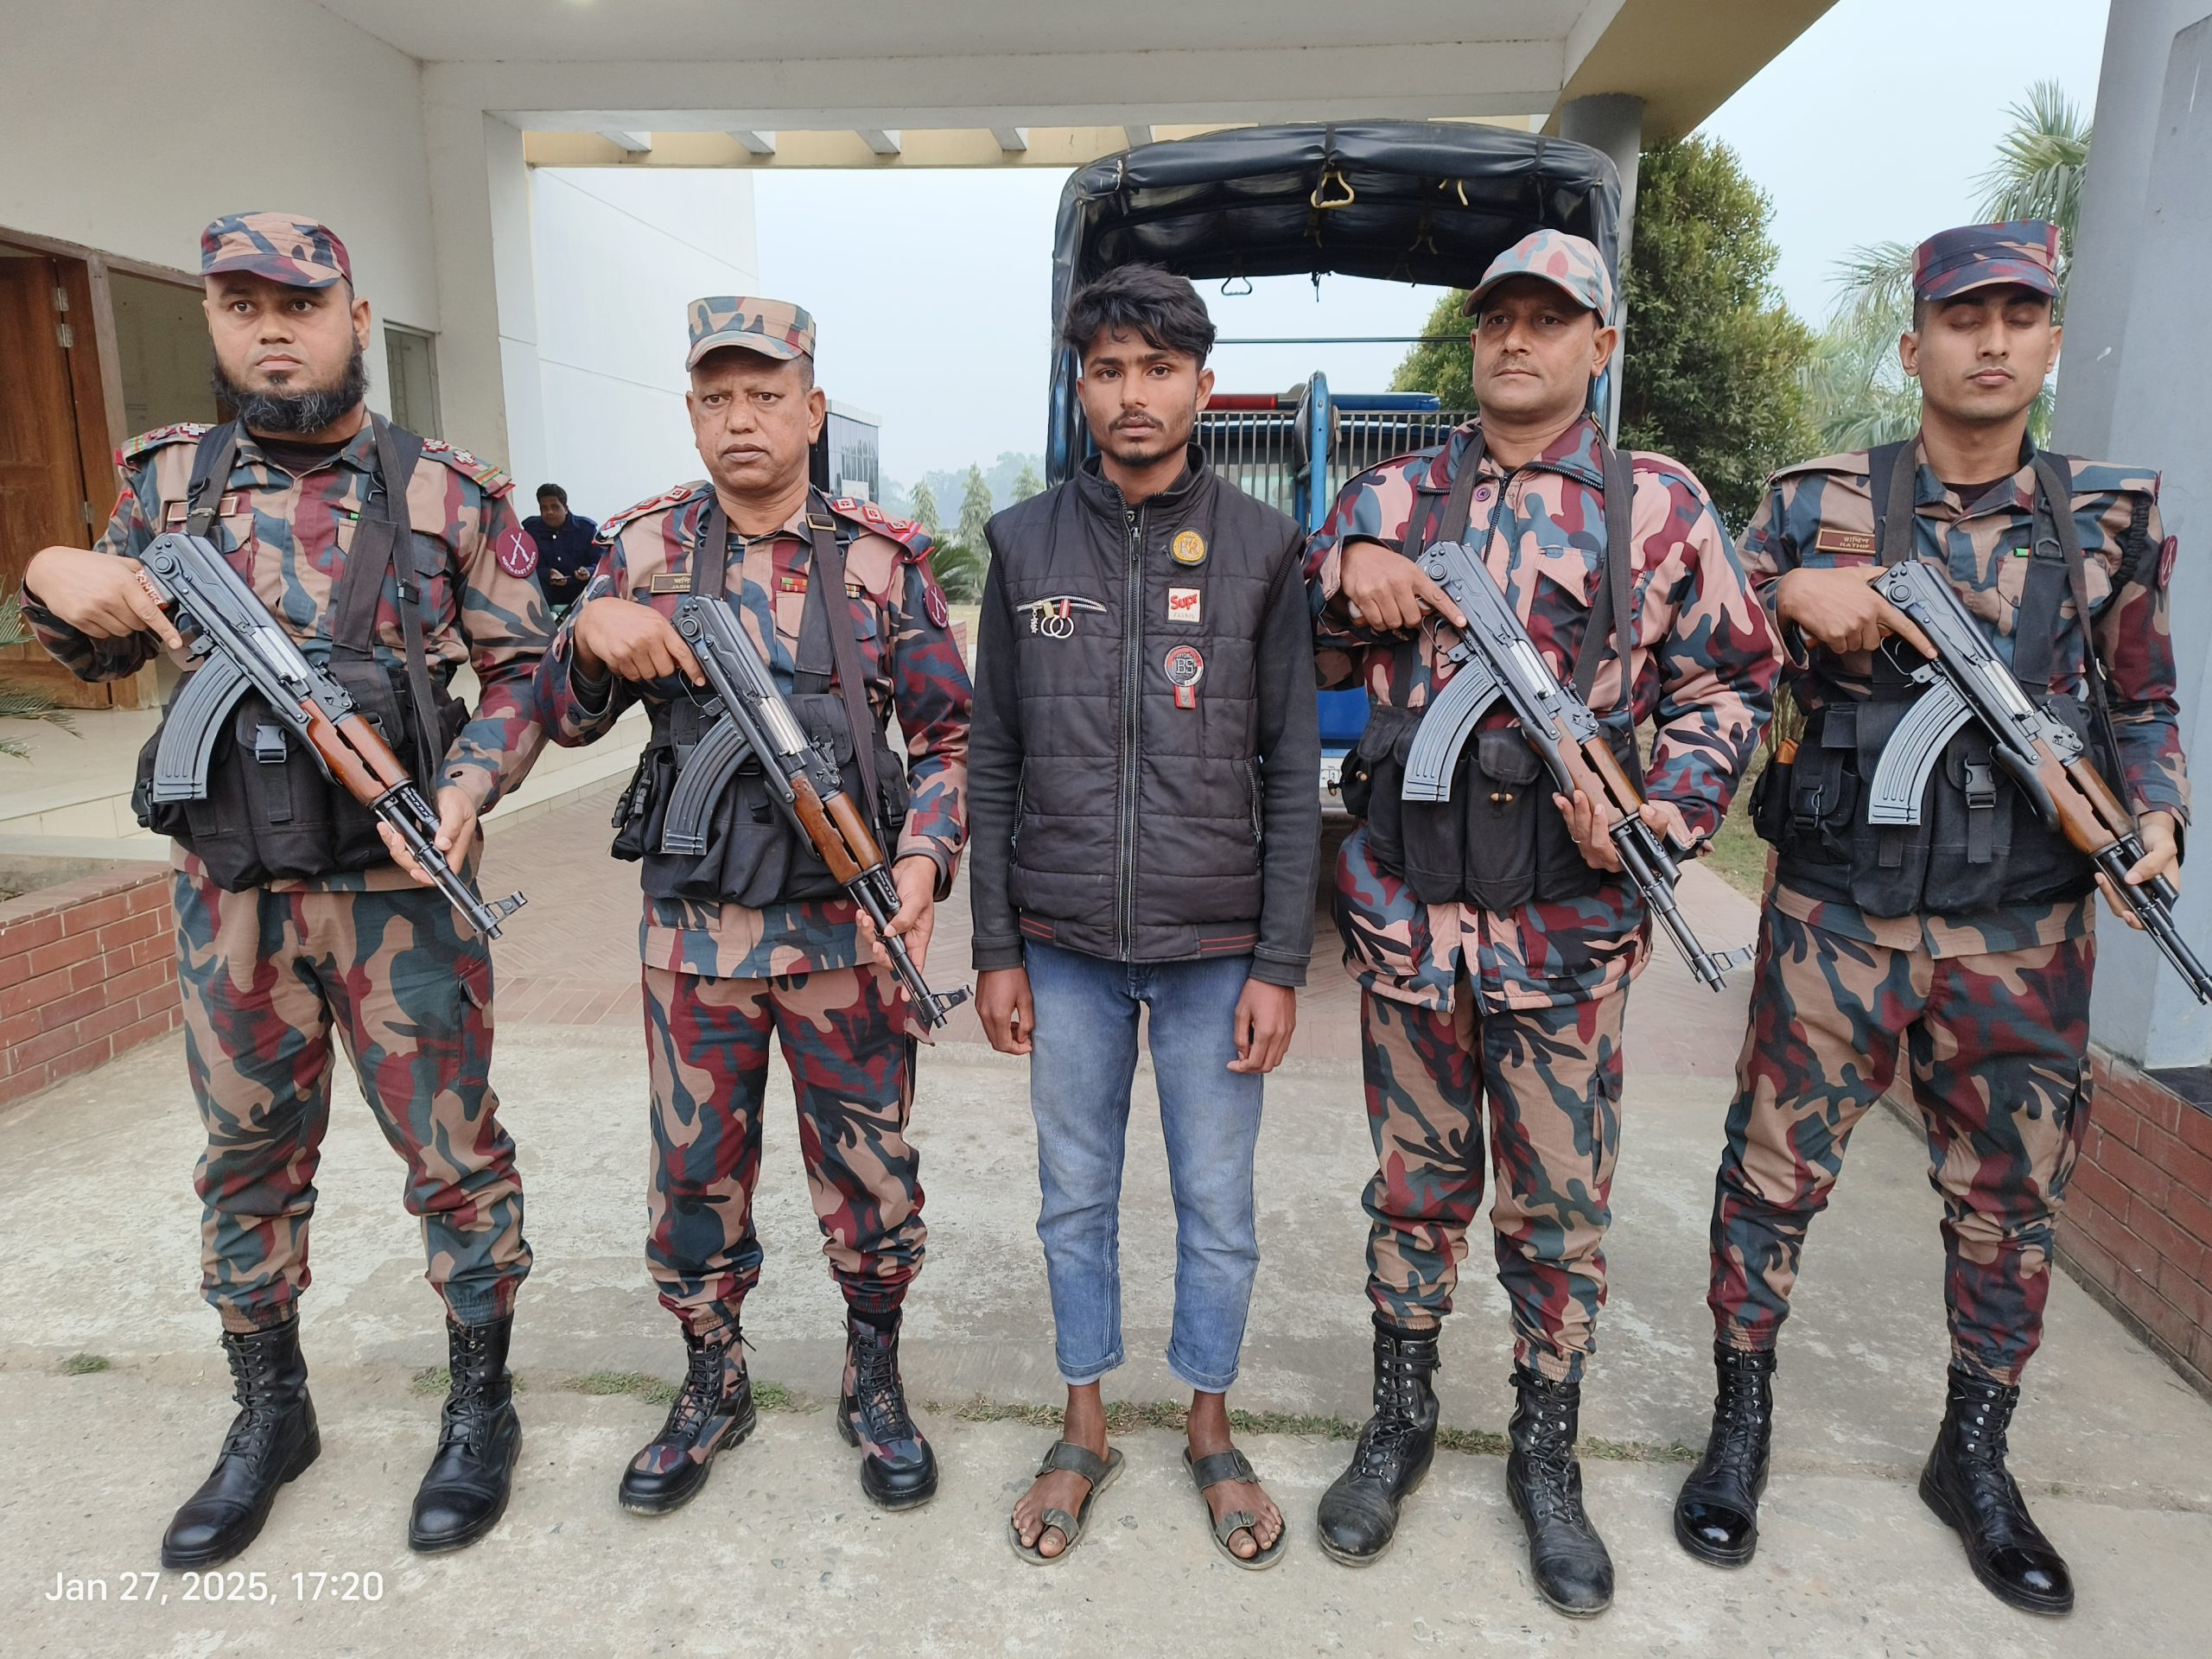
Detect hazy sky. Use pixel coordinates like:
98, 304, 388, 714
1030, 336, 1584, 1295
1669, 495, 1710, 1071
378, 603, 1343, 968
754, 0, 2111, 483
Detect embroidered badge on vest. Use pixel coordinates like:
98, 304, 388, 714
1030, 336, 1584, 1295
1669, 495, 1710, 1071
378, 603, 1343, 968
1164, 643, 1205, 709
1166, 586, 1202, 624
1171, 529, 1207, 566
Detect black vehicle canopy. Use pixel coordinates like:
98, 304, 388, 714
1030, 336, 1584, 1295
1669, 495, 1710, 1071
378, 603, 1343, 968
1046, 121, 1623, 478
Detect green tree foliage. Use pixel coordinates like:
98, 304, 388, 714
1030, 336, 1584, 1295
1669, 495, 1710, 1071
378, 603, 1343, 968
1615, 137, 1815, 528
1, 589, 74, 761
1011, 460, 1046, 502
1389, 289, 1474, 405
928, 539, 991, 603
1391, 137, 1815, 528
909, 479, 943, 540
1806, 81, 2088, 452
957, 464, 995, 552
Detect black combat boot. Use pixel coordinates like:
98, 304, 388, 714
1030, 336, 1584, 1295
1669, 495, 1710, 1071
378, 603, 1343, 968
1673, 1344, 1777, 1567
408, 1316, 522, 1553
1506, 1365, 1614, 1618
839, 1308, 938, 1510
618, 1326, 755, 1514
1919, 1366, 2073, 1615
161, 1321, 321, 1567
1316, 1320, 1442, 1566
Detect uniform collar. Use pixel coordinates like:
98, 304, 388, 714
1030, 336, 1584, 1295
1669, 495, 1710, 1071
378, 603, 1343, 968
232, 418, 378, 475
1420, 415, 1607, 491
1908, 432, 2043, 518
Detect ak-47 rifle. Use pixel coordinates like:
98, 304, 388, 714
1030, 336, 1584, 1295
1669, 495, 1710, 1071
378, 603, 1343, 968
664, 593, 970, 1029
137, 531, 526, 938
1867, 558, 2209, 1002
1402, 539, 1750, 991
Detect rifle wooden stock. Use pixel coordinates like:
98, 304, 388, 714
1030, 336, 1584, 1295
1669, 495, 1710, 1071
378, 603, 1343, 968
335, 711, 412, 794
1579, 736, 1644, 821
790, 778, 865, 885
824, 791, 886, 871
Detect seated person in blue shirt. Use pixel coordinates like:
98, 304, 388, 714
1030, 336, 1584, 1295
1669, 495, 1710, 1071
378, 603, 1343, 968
524, 482, 600, 613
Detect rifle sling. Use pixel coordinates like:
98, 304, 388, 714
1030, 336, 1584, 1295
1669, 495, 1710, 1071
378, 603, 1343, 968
696, 492, 884, 832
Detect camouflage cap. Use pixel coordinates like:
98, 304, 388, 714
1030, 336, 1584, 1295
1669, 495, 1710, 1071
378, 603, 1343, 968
1912, 220, 2060, 302
1462, 229, 1616, 319
199, 213, 352, 289
685, 296, 815, 369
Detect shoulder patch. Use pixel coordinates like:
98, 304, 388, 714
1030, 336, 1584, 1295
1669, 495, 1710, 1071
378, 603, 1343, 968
2157, 536, 2179, 591
601, 480, 710, 542
114, 422, 213, 468
827, 494, 933, 561
417, 438, 514, 498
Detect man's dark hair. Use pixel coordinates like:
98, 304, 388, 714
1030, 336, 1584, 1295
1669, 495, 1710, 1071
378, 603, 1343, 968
537, 482, 569, 505
1060, 264, 1217, 364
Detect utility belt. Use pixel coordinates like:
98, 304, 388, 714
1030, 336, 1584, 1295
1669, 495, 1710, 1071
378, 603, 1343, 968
1341, 427, 1639, 912
611, 690, 906, 906
1754, 437, 2104, 918
608, 491, 900, 909
1753, 694, 2097, 916
130, 420, 464, 890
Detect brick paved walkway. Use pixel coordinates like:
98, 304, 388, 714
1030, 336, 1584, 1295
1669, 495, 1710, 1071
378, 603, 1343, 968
477, 786, 1759, 1071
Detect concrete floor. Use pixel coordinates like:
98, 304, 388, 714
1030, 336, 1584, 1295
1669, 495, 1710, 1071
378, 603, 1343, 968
4, 951, 2211, 1654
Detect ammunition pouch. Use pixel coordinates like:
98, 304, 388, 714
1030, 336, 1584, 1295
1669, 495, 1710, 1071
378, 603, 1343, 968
1347, 702, 1637, 912
132, 657, 466, 890
1765, 695, 2098, 917
613, 690, 906, 908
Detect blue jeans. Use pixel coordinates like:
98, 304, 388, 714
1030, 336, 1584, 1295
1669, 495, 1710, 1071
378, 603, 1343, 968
1024, 941, 1266, 1394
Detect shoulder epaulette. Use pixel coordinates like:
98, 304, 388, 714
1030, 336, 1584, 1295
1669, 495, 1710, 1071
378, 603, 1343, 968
114, 422, 213, 468
416, 436, 513, 498
601, 480, 709, 541
828, 495, 934, 561
1769, 450, 1871, 484
2059, 457, 2161, 502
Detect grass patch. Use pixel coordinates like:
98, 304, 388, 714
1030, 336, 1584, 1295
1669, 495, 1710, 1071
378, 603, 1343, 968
59, 1353, 111, 1376
940, 1395, 1693, 1465
410, 1367, 527, 1396
1700, 751, 1772, 902
563, 1371, 811, 1413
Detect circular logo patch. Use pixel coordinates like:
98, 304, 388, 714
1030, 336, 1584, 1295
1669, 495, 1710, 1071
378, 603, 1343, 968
1171, 529, 1207, 566
1163, 644, 1205, 687
496, 526, 538, 578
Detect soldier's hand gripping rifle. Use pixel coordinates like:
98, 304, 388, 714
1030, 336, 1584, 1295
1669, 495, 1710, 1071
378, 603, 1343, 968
136, 532, 526, 938
663, 594, 970, 1030
1402, 539, 1750, 991
1867, 559, 2209, 1002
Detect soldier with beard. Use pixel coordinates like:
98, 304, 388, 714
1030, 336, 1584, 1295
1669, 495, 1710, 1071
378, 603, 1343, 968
22, 213, 550, 1566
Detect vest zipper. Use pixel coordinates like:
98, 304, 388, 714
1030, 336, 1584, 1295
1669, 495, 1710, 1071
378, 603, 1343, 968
1116, 502, 1145, 957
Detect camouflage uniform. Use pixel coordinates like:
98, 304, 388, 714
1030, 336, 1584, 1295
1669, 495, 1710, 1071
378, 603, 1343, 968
538, 470, 969, 1340
1708, 438, 2187, 1384
1309, 413, 1778, 1379
26, 412, 548, 1334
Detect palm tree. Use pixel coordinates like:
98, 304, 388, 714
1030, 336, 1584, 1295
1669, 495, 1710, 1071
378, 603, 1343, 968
1802, 81, 2089, 450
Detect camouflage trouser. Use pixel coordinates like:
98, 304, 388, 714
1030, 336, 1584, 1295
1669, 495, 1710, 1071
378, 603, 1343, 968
642, 963, 924, 1338
175, 873, 531, 1333
1707, 908, 2094, 1384
1360, 980, 1626, 1382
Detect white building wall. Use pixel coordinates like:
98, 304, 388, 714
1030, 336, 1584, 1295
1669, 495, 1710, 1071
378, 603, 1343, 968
0, 0, 438, 423
527, 168, 760, 522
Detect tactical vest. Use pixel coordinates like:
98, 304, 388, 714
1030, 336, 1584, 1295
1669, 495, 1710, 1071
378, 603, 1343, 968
1758, 442, 2102, 916
130, 420, 467, 889
1339, 432, 1643, 912
608, 493, 906, 907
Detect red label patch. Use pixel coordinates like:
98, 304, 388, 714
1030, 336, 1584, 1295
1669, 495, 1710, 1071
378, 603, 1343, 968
496, 526, 537, 578
924, 580, 949, 630
2158, 535, 2178, 590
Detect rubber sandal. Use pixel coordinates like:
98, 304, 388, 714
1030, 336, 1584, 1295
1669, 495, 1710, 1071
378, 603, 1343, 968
1008, 1440, 1124, 1566
1185, 1447, 1287, 1570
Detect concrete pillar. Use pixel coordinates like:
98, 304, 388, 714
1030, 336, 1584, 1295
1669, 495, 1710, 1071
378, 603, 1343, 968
1554, 92, 1643, 441
2053, 1, 2208, 455
2072, 15, 2212, 1070
420, 93, 548, 487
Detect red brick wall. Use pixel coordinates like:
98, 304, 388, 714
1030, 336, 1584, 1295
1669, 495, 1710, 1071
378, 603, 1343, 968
0, 866, 180, 1109
2058, 1052, 2212, 1393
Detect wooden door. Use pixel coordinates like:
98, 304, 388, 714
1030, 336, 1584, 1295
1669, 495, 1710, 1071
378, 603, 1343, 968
0, 255, 125, 707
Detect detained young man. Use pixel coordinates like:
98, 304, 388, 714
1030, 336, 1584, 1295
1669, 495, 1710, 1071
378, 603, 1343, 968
966, 264, 1322, 1567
